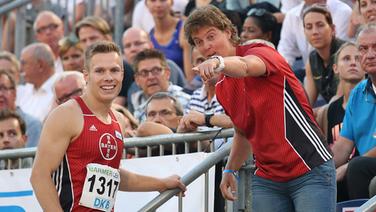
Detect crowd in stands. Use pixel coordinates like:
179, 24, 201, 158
1, 0, 376, 207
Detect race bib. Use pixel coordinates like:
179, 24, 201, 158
79, 163, 121, 212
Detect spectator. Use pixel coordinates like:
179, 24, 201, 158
316, 42, 365, 148
333, 23, 376, 200
358, 0, 376, 25
53, 71, 86, 106
0, 51, 21, 84
34, 11, 65, 73
122, 27, 187, 90
278, 0, 351, 78
132, 0, 188, 33
316, 42, 365, 201
146, 0, 193, 83
18, 43, 59, 122
0, 109, 31, 169
75, 16, 135, 106
130, 49, 190, 121
347, 0, 376, 39
303, 5, 346, 105
138, 92, 183, 137
58, 35, 84, 72
136, 92, 185, 156
0, 70, 41, 148
240, 8, 280, 47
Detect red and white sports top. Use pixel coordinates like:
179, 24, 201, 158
52, 97, 124, 211
216, 43, 332, 182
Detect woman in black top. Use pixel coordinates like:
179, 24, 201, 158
303, 5, 345, 106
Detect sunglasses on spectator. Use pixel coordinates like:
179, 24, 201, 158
247, 8, 267, 17
36, 23, 59, 34
136, 67, 164, 78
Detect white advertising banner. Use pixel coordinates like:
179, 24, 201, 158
0, 152, 215, 212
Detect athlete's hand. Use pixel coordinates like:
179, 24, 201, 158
192, 58, 219, 82
160, 175, 186, 196
220, 172, 237, 201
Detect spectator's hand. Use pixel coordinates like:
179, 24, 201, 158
179, 111, 205, 132
160, 175, 186, 196
220, 172, 237, 201
336, 163, 348, 181
124, 129, 136, 138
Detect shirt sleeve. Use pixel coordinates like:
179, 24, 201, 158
244, 45, 280, 76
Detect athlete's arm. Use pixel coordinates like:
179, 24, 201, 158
30, 102, 82, 211
118, 169, 186, 193
220, 127, 251, 201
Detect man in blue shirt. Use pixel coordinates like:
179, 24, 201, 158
333, 23, 376, 199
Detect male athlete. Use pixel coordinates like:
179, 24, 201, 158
30, 41, 185, 211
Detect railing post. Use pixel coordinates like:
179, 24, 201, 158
234, 156, 253, 212
86, 0, 95, 16
0, 0, 13, 7
14, 5, 26, 58
114, 0, 124, 46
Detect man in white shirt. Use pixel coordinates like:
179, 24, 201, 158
34, 11, 64, 74
278, 0, 351, 66
17, 43, 59, 122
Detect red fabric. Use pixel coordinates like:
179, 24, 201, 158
65, 97, 124, 211
216, 43, 327, 182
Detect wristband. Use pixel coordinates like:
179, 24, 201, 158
223, 169, 239, 179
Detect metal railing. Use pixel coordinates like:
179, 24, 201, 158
140, 141, 232, 212
0, 128, 254, 211
0, 129, 235, 164
357, 195, 376, 212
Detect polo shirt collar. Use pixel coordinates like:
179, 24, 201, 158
363, 78, 376, 99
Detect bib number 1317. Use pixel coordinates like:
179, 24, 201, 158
87, 174, 119, 198
79, 163, 121, 212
